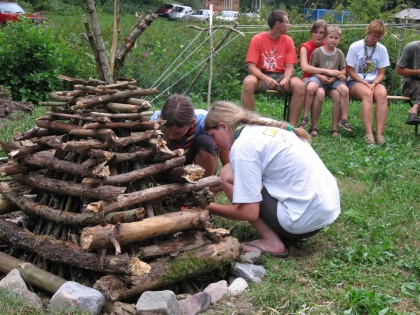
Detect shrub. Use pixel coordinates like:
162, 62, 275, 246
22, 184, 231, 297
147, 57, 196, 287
0, 20, 81, 102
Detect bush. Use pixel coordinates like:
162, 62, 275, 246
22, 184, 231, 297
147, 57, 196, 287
0, 20, 81, 102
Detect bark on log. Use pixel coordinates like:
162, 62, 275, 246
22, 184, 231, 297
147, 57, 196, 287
49, 92, 75, 102
69, 128, 118, 144
86, 176, 221, 214
57, 75, 107, 86
35, 119, 83, 134
98, 80, 137, 89
94, 235, 241, 301
0, 219, 149, 276
12, 127, 51, 141
83, 119, 162, 130
106, 103, 144, 113
137, 230, 210, 260
80, 209, 211, 250
113, 13, 158, 80
0, 161, 28, 176
45, 111, 110, 123
82, 156, 186, 186
73, 84, 119, 94
0, 198, 18, 214
0, 252, 137, 314
72, 88, 157, 110
126, 98, 151, 108
81, 16, 105, 81
85, 0, 113, 83
63, 129, 159, 151
11, 173, 125, 202
0, 182, 119, 226
8, 143, 47, 159
22, 151, 100, 177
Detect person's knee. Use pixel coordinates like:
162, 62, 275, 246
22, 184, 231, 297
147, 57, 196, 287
337, 86, 349, 97
242, 75, 258, 92
291, 78, 305, 95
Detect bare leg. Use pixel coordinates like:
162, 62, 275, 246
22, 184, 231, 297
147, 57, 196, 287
329, 89, 341, 134
373, 85, 388, 137
286, 77, 305, 126
336, 84, 350, 121
309, 87, 326, 134
349, 83, 375, 137
408, 103, 420, 115
241, 75, 259, 111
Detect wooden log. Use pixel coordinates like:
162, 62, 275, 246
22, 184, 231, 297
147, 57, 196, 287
98, 80, 137, 89
73, 84, 119, 94
49, 91, 74, 102
11, 173, 125, 202
126, 98, 151, 108
0, 160, 28, 176
94, 235, 241, 301
0, 251, 137, 314
38, 101, 69, 106
82, 156, 186, 186
80, 209, 211, 250
35, 119, 83, 134
0, 252, 136, 315
8, 143, 47, 159
106, 103, 141, 113
0, 219, 149, 275
13, 127, 51, 141
0, 198, 18, 214
85, 0, 113, 83
83, 119, 163, 130
0, 182, 143, 225
57, 74, 106, 86
72, 88, 157, 110
63, 129, 159, 151
22, 151, 100, 177
137, 230, 210, 260
46, 111, 110, 122
113, 13, 158, 80
69, 128, 118, 144
86, 176, 220, 214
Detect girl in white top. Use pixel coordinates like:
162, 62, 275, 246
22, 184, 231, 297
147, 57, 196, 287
205, 101, 341, 257
346, 20, 390, 145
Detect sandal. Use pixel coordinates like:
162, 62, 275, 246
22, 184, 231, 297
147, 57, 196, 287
298, 116, 309, 129
339, 119, 353, 132
331, 129, 339, 137
310, 128, 318, 136
364, 134, 375, 145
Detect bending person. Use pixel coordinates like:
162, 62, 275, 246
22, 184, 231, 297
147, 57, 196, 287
346, 20, 390, 145
204, 101, 341, 257
151, 94, 229, 178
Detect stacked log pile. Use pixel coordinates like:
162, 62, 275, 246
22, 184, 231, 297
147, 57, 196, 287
0, 75, 241, 305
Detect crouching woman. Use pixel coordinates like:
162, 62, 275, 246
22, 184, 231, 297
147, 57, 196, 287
204, 101, 340, 257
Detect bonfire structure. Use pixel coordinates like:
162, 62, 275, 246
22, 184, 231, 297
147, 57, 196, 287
0, 1, 241, 313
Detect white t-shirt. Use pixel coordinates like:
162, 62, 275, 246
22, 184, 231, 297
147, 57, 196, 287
230, 125, 340, 234
346, 39, 390, 82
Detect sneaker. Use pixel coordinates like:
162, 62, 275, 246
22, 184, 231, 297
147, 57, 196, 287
376, 135, 385, 145
364, 134, 375, 145
339, 119, 353, 132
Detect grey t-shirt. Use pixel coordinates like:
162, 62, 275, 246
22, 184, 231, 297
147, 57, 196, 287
397, 41, 420, 89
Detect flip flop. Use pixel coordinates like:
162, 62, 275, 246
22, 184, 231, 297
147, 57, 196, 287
243, 243, 289, 258
405, 113, 420, 125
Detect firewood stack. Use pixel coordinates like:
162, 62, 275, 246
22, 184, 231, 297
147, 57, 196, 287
0, 2, 241, 307
0, 74, 241, 303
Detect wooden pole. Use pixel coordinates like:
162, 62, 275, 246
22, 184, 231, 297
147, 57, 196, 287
110, 0, 120, 75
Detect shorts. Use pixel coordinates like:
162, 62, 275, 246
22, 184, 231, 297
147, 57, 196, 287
346, 79, 382, 90
258, 72, 286, 93
259, 187, 321, 240
402, 77, 420, 104
307, 76, 345, 91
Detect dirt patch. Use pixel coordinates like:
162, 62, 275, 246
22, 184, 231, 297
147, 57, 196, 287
0, 99, 34, 118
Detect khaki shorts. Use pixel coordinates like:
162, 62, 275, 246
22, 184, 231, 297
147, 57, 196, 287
258, 72, 286, 93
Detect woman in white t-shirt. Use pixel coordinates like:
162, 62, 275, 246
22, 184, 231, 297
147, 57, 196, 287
346, 20, 390, 145
204, 101, 341, 258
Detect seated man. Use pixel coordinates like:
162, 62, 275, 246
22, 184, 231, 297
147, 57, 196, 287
241, 9, 304, 126
396, 41, 420, 125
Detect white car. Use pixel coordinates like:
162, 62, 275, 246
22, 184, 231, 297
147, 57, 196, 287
216, 10, 239, 22
168, 5, 193, 21
187, 9, 211, 23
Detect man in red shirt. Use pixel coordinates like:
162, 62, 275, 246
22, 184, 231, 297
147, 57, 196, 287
241, 10, 304, 126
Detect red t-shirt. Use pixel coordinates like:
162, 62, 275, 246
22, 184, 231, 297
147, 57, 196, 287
245, 32, 297, 73
298, 40, 325, 79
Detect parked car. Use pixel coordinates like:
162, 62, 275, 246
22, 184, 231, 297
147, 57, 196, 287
156, 3, 179, 18
0, 1, 45, 24
244, 12, 260, 19
186, 9, 211, 23
216, 10, 239, 23
168, 5, 193, 21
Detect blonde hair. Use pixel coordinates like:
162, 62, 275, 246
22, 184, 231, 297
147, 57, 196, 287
366, 20, 386, 37
326, 25, 342, 37
204, 101, 311, 143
